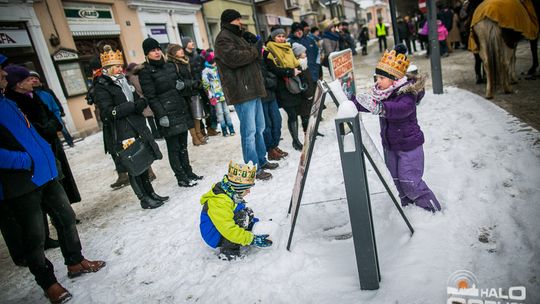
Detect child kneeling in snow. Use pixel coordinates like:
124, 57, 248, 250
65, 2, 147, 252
352, 44, 441, 213
199, 161, 272, 260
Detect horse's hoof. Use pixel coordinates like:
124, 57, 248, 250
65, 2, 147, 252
485, 94, 494, 99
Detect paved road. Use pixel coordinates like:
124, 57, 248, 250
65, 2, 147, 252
347, 39, 540, 132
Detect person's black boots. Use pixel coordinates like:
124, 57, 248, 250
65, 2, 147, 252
140, 170, 169, 202
179, 149, 203, 181
288, 120, 303, 151
129, 174, 163, 209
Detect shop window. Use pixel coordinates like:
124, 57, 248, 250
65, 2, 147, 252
74, 37, 123, 88
367, 12, 372, 23
178, 24, 196, 46
82, 108, 93, 120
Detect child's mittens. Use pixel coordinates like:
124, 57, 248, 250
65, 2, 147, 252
355, 93, 382, 115
210, 97, 218, 106
251, 234, 273, 248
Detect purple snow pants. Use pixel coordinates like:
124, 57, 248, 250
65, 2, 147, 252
384, 146, 441, 212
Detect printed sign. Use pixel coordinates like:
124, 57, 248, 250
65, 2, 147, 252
328, 49, 356, 100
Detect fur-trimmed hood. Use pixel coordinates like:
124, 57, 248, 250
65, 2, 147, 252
397, 73, 427, 96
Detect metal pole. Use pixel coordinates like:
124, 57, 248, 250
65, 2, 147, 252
427, 0, 443, 94
388, 0, 399, 47
251, 0, 261, 35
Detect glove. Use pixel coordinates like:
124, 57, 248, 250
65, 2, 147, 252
355, 93, 384, 115
134, 97, 147, 113
242, 31, 259, 44
251, 234, 272, 248
210, 97, 218, 106
159, 116, 170, 127
176, 79, 186, 91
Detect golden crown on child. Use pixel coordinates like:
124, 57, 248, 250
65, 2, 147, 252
376, 49, 410, 79
227, 161, 257, 185
100, 45, 124, 67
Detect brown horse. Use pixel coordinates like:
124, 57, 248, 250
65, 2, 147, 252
469, 0, 539, 98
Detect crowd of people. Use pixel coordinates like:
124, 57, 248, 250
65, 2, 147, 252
0, 6, 450, 302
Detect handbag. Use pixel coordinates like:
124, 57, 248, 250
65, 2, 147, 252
115, 117, 155, 176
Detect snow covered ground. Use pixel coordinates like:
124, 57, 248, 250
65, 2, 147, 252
1, 86, 539, 303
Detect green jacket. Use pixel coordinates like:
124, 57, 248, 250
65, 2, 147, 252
200, 186, 254, 246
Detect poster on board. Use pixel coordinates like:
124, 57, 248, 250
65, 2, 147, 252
328, 49, 355, 100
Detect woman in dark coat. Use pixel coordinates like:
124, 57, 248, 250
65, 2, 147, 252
138, 38, 201, 187
263, 27, 310, 151
93, 45, 167, 209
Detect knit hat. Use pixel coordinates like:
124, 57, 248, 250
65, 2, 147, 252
4, 65, 30, 89
227, 160, 256, 191
375, 44, 410, 81
142, 37, 161, 56
29, 70, 41, 79
270, 27, 286, 39
166, 43, 183, 58
221, 9, 242, 25
292, 43, 307, 57
181, 36, 193, 48
291, 22, 303, 34
204, 51, 215, 64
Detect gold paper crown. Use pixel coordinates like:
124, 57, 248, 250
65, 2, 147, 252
227, 161, 257, 185
100, 45, 124, 68
376, 50, 410, 80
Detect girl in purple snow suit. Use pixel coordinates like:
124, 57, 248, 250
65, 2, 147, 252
352, 44, 441, 212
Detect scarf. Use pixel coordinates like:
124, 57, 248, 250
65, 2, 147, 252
168, 55, 190, 71
104, 71, 134, 103
265, 41, 300, 69
371, 76, 409, 103
219, 175, 246, 204
322, 31, 340, 41
147, 57, 165, 68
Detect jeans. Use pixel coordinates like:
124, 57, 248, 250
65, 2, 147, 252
3, 180, 84, 289
262, 99, 282, 151
214, 101, 234, 134
234, 98, 268, 169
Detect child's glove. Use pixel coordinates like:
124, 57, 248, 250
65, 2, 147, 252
355, 93, 384, 115
251, 234, 273, 248
210, 97, 218, 106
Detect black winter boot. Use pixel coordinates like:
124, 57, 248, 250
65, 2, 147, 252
288, 120, 303, 151
129, 174, 163, 209
179, 148, 203, 181
140, 170, 169, 202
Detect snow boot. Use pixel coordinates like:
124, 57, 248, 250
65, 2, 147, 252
141, 171, 169, 202
129, 174, 163, 209
110, 172, 129, 189
148, 166, 156, 181
255, 170, 272, 181
194, 121, 208, 144
44, 283, 72, 304
207, 127, 220, 136
276, 147, 288, 157
189, 128, 203, 146
268, 148, 282, 161
261, 161, 279, 170
67, 259, 106, 278
288, 120, 303, 151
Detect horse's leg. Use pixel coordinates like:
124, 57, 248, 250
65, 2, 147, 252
474, 21, 494, 99
503, 45, 515, 94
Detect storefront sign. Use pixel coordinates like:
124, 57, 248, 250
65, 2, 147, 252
146, 24, 169, 44
53, 48, 79, 62
0, 29, 32, 48
64, 2, 115, 24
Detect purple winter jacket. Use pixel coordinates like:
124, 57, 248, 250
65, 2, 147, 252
355, 74, 426, 151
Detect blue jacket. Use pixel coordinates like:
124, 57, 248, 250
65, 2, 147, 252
0, 94, 58, 201
35, 89, 62, 123
288, 34, 320, 80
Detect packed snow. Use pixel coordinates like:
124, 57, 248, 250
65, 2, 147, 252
0, 87, 539, 303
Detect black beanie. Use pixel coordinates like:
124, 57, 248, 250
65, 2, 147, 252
221, 9, 242, 25
291, 22, 303, 34
142, 37, 161, 56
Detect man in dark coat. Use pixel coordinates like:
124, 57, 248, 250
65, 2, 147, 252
139, 38, 201, 187
288, 22, 321, 81
214, 9, 278, 180
338, 21, 357, 55
0, 54, 105, 304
